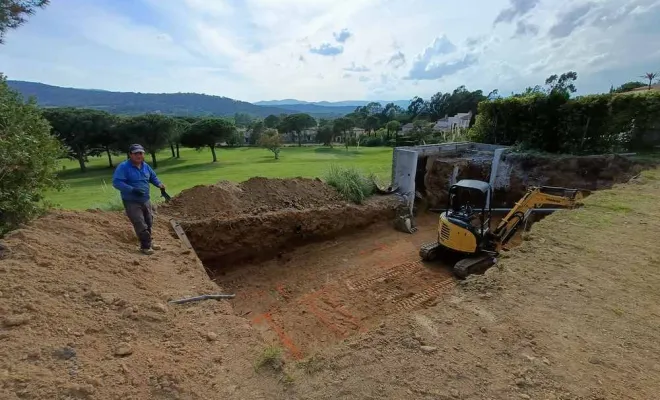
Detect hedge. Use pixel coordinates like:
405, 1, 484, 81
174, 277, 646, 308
470, 91, 660, 154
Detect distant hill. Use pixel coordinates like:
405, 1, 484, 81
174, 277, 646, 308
6, 81, 349, 118
256, 99, 411, 109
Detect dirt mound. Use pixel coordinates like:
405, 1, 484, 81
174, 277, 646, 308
163, 181, 243, 219
0, 210, 283, 399
165, 177, 347, 220
185, 196, 399, 268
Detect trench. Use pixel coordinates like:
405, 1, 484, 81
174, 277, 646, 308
174, 151, 649, 359
179, 203, 536, 359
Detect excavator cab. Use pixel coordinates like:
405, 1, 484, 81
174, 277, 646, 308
447, 180, 492, 236
439, 180, 493, 254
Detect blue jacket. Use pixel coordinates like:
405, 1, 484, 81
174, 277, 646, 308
112, 160, 162, 203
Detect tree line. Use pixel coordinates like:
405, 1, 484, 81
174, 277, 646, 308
40, 109, 239, 171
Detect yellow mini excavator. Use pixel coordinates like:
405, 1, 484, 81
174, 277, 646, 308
420, 179, 584, 279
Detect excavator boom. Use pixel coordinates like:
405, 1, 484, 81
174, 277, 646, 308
491, 186, 583, 249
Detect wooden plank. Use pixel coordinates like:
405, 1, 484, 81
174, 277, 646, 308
170, 219, 193, 249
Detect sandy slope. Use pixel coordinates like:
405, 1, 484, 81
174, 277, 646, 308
285, 170, 660, 399
0, 210, 284, 399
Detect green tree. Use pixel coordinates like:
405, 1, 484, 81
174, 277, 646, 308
89, 110, 119, 168
180, 118, 236, 162
42, 108, 103, 172
316, 124, 334, 146
258, 128, 283, 159
0, 74, 64, 235
170, 117, 191, 158
278, 113, 316, 147
641, 72, 658, 90
333, 117, 355, 150
318, 118, 333, 128
382, 102, 408, 123
248, 120, 265, 145
407, 96, 429, 120
264, 114, 281, 129
116, 113, 173, 168
233, 112, 253, 128
385, 120, 401, 139
226, 129, 244, 147
0, 0, 49, 44
545, 71, 578, 98
364, 115, 380, 134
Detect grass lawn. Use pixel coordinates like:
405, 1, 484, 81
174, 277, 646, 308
49, 146, 394, 210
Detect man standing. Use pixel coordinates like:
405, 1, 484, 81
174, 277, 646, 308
112, 144, 166, 255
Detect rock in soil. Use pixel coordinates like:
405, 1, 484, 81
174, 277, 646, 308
420, 346, 438, 354
2, 314, 30, 327
52, 346, 77, 360
114, 343, 133, 357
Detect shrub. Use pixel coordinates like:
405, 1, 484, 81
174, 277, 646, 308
0, 74, 65, 235
324, 165, 375, 204
471, 91, 660, 154
360, 136, 384, 147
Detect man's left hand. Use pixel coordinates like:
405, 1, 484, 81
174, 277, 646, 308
158, 183, 166, 190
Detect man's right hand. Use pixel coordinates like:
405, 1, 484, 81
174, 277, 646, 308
131, 188, 146, 196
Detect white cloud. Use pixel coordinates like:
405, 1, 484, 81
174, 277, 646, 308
0, 0, 658, 102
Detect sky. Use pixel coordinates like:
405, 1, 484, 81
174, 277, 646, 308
0, 0, 659, 103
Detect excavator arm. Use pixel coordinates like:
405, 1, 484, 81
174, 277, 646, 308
491, 186, 584, 249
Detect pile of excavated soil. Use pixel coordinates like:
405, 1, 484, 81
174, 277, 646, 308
0, 210, 285, 399
165, 177, 347, 220
163, 176, 399, 268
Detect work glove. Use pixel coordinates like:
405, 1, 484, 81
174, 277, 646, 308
131, 188, 146, 196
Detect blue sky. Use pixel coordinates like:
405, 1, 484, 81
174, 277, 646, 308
0, 0, 659, 102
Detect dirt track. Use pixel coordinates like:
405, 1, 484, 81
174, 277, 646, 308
2, 172, 660, 399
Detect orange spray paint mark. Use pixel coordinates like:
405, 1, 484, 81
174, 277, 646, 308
306, 301, 347, 337
262, 312, 303, 360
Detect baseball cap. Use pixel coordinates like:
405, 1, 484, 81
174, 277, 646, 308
129, 144, 145, 154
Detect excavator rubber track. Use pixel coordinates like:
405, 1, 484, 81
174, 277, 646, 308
419, 242, 440, 261
453, 255, 497, 279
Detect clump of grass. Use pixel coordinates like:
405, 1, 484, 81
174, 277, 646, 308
89, 181, 125, 211
254, 345, 283, 372
324, 164, 376, 204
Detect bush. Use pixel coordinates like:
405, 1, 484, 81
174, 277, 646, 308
470, 91, 660, 154
324, 165, 376, 204
0, 75, 65, 235
360, 136, 384, 147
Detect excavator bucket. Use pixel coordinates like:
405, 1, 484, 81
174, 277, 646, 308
394, 202, 417, 234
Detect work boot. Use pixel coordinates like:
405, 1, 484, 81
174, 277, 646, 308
140, 247, 155, 255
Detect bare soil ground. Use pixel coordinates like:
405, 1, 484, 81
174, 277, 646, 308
2, 172, 660, 399
213, 213, 454, 359
282, 170, 660, 399
0, 211, 285, 399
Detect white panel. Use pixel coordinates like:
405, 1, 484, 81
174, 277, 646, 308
393, 148, 418, 212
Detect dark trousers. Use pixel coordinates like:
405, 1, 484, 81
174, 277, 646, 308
123, 200, 153, 249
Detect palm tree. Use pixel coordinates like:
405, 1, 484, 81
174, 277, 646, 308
641, 72, 658, 90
